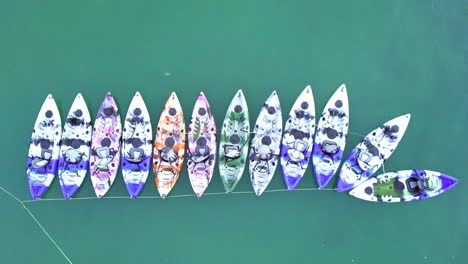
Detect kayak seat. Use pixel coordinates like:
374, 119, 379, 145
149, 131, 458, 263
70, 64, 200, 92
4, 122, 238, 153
405, 177, 424, 195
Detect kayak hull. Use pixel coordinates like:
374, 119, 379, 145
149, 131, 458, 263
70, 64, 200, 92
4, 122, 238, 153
26, 94, 62, 200
280, 86, 315, 190
122, 92, 152, 198
312, 84, 349, 189
153, 92, 186, 198
89, 93, 122, 198
337, 114, 411, 192
349, 169, 458, 202
249, 91, 282, 196
218, 90, 250, 193
187, 92, 217, 197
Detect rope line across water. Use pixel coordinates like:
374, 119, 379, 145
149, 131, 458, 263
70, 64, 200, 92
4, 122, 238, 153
0, 185, 339, 264
0, 129, 368, 264
21, 187, 337, 203
0, 186, 73, 264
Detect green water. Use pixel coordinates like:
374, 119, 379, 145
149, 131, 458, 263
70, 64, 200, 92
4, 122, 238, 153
0, 1, 466, 263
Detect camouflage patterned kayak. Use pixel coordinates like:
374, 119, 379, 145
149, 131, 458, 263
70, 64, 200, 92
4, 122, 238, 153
249, 91, 282, 196
58, 93, 92, 199
349, 170, 458, 202
312, 84, 349, 189
121, 92, 152, 198
187, 92, 216, 197
153, 92, 186, 198
336, 114, 411, 192
218, 90, 250, 193
280, 86, 315, 190
90, 93, 122, 198
26, 94, 62, 200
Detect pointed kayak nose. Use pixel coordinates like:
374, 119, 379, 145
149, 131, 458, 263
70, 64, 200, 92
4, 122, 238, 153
336, 178, 354, 193
61, 184, 79, 200
439, 174, 459, 190
126, 183, 142, 199
316, 173, 334, 190
224, 183, 235, 193
30, 185, 46, 200
284, 176, 302, 191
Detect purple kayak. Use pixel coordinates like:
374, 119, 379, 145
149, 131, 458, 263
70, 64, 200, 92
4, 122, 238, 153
121, 92, 152, 198
187, 92, 217, 197
280, 86, 315, 190
336, 114, 411, 192
312, 84, 349, 189
57, 93, 92, 199
26, 94, 62, 200
90, 93, 122, 198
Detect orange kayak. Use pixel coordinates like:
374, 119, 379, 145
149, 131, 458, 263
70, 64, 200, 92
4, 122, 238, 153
153, 92, 186, 198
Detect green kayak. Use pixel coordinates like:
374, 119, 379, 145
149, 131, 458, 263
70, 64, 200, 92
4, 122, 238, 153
218, 90, 250, 193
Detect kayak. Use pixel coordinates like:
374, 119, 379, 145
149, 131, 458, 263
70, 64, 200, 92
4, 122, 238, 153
58, 93, 92, 199
121, 91, 152, 198
312, 84, 349, 189
218, 90, 250, 193
249, 91, 282, 196
280, 86, 315, 190
26, 94, 62, 200
153, 92, 186, 198
187, 92, 217, 197
336, 114, 411, 192
89, 92, 122, 198
349, 169, 458, 202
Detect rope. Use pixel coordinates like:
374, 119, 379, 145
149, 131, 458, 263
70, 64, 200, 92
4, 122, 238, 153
0, 185, 73, 264
22, 204, 73, 264
348, 131, 366, 137
22, 187, 338, 203
0, 186, 23, 204
0, 129, 366, 263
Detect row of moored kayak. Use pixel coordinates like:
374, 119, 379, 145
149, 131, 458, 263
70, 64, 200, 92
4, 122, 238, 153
26, 85, 458, 202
